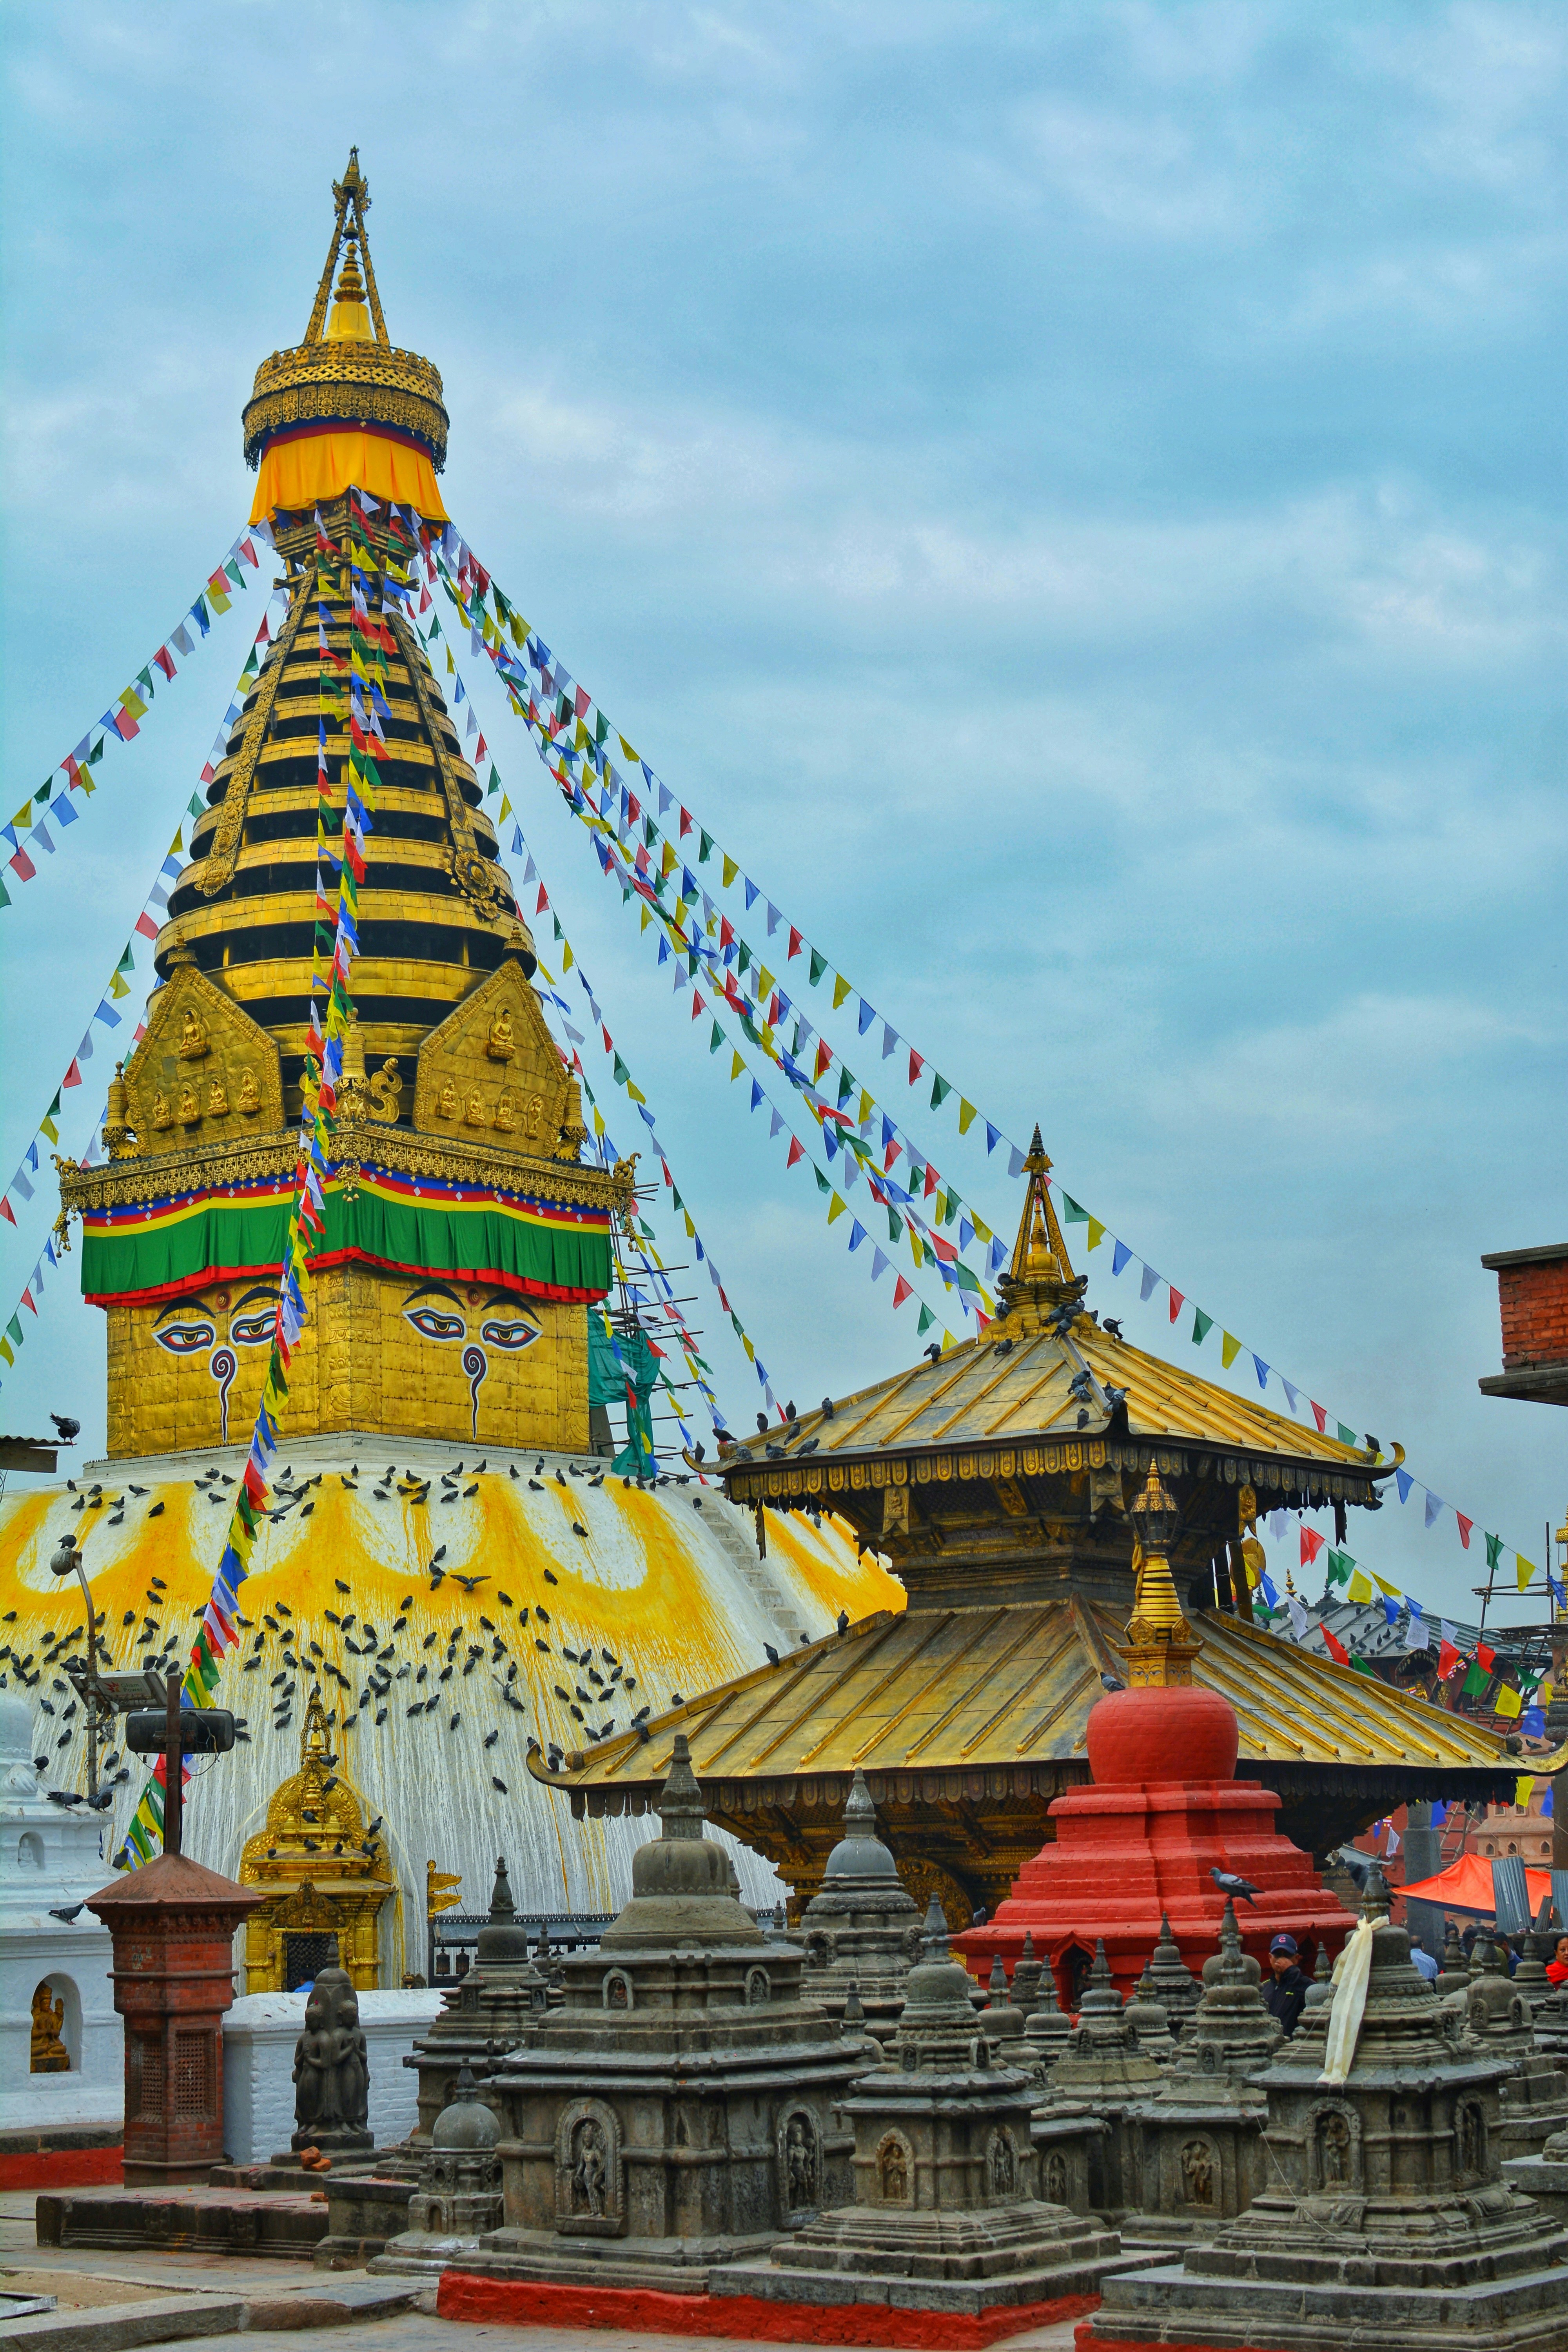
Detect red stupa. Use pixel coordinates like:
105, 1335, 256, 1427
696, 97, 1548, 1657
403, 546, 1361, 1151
957, 1464, 1353, 2003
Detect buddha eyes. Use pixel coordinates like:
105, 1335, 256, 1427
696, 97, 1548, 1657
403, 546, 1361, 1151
230, 1310, 273, 1346
154, 1318, 217, 1356
479, 1315, 540, 1353
405, 1306, 466, 1342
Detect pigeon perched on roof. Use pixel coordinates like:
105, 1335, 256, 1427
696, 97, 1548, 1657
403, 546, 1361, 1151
1209, 1868, 1261, 1908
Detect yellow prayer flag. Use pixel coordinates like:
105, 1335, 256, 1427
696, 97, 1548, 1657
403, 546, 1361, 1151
1494, 1684, 1522, 1720
684, 1213, 696, 1240
827, 1194, 847, 1225
722, 855, 737, 889
973, 1218, 992, 1245
832, 976, 852, 1010
592, 1106, 605, 1136
1517, 1555, 1537, 1592
942, 1331, 955, 1351
562, 944, 574, 971
1347, 1569, 1373, 1603
858, 1091, 873, 1125
743, 1336, 755, 1362
758, 967, 775, 1001
1516, 1774, 1535, 1806
499, 795, 512, 819
730, 1052, 744, 1081
639, 907, 651, 932
1087, 1219, 1106, 1250
11, 802, 31, 830
109, 972, 131, 1000
958, 1100, 977, 1134
661, 842, 677, 877
618, 735, 638, 762
1372, 1573, 1401, 1599
626, 1081, 646, 1105
1221, 1333, 1241, 1369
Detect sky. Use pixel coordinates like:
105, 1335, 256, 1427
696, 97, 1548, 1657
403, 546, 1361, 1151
1, 0, 1563, 1626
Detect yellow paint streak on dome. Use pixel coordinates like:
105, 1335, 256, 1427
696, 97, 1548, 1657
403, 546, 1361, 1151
762, 1508, 906, 1623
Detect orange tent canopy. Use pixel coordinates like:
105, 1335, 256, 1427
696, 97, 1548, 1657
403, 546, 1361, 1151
1399, 1851, 1551, 1917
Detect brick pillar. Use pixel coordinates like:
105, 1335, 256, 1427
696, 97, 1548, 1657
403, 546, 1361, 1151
86, 1852, 264, 2187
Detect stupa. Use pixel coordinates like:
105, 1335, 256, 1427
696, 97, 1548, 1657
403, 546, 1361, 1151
550, 1136, 1539, 1920
404, 1856, 549, 2145
707, 1904, 1138, 2332
1029, 1941, 1165, 2221
3, 150, 897, 1967
796, 1768, 925, 2042
1122, 1897, 1282, 2250
1463, 1937, 1568, 2162
954, 1452, 1354, 1996
371, 2065, 504, 2277
1086, 1869, 1568, 2352
438, 1737, 870, 2307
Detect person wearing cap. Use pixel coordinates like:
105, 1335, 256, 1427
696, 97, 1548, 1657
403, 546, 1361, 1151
1261, 1933, 1310, 2035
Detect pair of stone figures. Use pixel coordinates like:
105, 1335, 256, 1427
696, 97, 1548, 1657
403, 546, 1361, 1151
290, 1966, 370, 2143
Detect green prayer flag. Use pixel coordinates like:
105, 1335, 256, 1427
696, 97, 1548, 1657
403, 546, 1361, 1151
930, 1074, 951, 1109
115, 943, 136, 974
699, 830, 713, 863
1485, 1533, 1503, 1572
1350, 1656, 1373, 1676
188, 793, 204, 817
814, 1165, 830, 1195
1336, 1422, 1357, 1446
837, 1067, 855, 1105
709, 1022, 724, 1054
1060, 1195, 1088, 1221
487, 766, 500, 796
612, 1053, 630, 1087
1192, 1308, 1214, 1345
916, 1305, 935, 1335
1325, 1550, 1352, 1587
1462, 1660, 1488, 1699
4, 1314, 22, 1349
808, 948, 827, 986
88, 735, 105, 765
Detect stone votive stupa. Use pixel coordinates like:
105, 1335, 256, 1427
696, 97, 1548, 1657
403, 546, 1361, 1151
1086, 1867, 1568, 2352
1030, 1939, 1165, 2220
404, 1858, 549, 2146
707, 1904, 1139, 2331
437, 1735, 870, 2310
1463, 1934, 1568, 2163
1146, 1908, 1203, 2040
1122, 1895, 1282, 2251
371, 2065, 504, 2277
797, 1767, 924, 2045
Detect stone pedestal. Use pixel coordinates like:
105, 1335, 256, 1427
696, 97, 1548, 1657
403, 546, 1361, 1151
1122, 1896, 1281, 2250
1029, 1941, 1164, 2221
958, 1682, 1353, 2001
84, 1852, 263, 2188
797, 1768, 924, 2043
0, 1695, 122, 2177
448, 1735, 872, 2296
708, 1906, 1136, 2325
1085, 1875, 1568, 2352
404, 1859, 548, 2145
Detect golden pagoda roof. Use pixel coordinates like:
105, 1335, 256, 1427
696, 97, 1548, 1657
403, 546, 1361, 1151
721, 1126, 1397, 1510
537, 1597, 1559, 1794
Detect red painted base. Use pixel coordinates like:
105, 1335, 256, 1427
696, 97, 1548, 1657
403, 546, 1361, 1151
0, 2145, 123, 2190
956, 1686, 1352, 2002
438, 2270, 1099, 2348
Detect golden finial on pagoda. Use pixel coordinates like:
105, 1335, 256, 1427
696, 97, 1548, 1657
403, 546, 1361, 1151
1123, 1463, 1202, 1688
993, 1123, 1087, 1334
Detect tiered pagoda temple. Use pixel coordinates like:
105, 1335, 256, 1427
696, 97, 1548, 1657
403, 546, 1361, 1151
543, 1135, 1536, 1918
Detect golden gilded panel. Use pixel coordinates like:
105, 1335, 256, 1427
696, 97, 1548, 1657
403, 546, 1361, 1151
414, 958, 583, 1160
105, 1261, 590, 1459
121, 965, 283, 1156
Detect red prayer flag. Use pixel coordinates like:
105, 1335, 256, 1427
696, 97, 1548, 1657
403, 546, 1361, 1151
908, 1051, 924, 1084
788, 927, 803, 960
691, 994, 705, 1019
1301, 1527, 1325, 1565
1321, 1625, 1350, 1666
719, 916, 734, 951
9, 847, 37, 882
924, 1165, 939, 1199
1168, 1287, 1184, 1323
1456, 1514, 1473, 1549
893, 1276, 912, 1307
1437, 1639, 1460, 1678
1476, 1642, 1495, 1673
62, 1059, 82, 1089
135, 912, 160, 940
153, 646, 176, 681
1310, 1401, 1327, 1432
0, 1200, 13, 1227
814, 1041, 832, 1081
786, 1136, 804, 1169
679, 809, 692, 837
535, 884, 549, 914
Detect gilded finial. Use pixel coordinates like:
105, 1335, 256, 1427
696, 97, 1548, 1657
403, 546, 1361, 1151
1123, 1461, 1201, 1687
993, 1119, 1085, 1333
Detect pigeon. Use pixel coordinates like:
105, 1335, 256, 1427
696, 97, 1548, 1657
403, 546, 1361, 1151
836, 1610, 849, 1636
1210, 1868, 1261, 1908
484, 1729, 499, 1748
51, 1413, 82, 1442
492, 1777, 508, 1794
1075, 1410, 1090, 1429
924, 1343, 942, 1363
571, 1523, 588, 1538
1099, 1671, 1125, 1691
764, 1643, 779, 1665
756, 1413, 769, 1433
1103, 1318, 1124, 1339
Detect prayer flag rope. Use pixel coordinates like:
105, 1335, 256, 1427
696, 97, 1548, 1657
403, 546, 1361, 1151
433, 533, 1549, 1622
2, 526, 274, 904
114, 493, 403, 1867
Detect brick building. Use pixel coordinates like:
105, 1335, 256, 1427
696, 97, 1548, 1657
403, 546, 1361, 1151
1479, 1241, 1568, 1406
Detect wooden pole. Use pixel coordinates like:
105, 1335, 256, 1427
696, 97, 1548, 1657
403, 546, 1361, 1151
163, 1668, 183, 1858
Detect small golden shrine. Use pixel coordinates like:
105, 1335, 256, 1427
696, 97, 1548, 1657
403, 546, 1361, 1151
239, 1695, 394, 1991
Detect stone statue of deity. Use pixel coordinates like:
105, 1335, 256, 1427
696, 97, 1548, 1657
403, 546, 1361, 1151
291, 1964, 372, 2151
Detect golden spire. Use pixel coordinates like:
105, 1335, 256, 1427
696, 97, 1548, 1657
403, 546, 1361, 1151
993, 1124, 1086, 1333
1123, 1464, 1201, 1687
304, 147, 388, 347
326, 235, 372, 343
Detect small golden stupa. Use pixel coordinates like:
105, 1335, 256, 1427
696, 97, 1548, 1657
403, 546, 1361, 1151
239, 1695, 393, 1991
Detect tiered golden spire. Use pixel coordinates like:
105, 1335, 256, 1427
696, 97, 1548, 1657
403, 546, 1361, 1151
994, 1125, 1087, 1334
1123, 1463, 1202, 1688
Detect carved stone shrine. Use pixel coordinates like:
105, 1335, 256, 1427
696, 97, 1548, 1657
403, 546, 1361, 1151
797, 1768, 924, 2044
405, 1858, 549, 2146
1029, 1940, 1164, 2221
288, 1963, 372, 2157
372, 2065, 504, 2276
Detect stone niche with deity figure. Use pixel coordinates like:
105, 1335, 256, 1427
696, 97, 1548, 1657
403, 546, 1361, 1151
118, 951, 285, 1158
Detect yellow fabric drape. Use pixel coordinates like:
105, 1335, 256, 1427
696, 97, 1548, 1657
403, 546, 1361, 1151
250, 426, 448, 524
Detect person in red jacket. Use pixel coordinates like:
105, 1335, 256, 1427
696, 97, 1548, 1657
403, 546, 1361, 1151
1546, 1934, 1568, 1989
